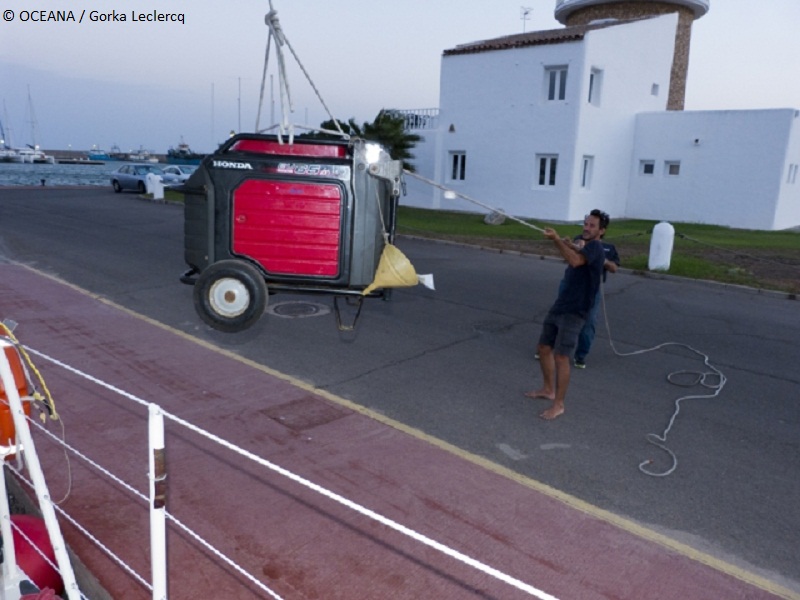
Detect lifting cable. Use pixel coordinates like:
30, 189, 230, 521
404, 171, 546, 234
256, 1, 346, 142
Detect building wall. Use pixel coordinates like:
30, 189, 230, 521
569, 14, 676, 220
768, 111, 800, 230
628, 109, 798, 229
410, 38, 588, 217
560, 1, 696, 110
399, 13, 800, 230
403, 14, 678, 222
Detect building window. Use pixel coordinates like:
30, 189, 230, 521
651, 83, 660, 97
640, 160, 655, 175
536, 155, 558, 187
665, 161, 681, 176
588, 68, 603, 106
449, 152, 466, 181
787, 164, 799, 184
581, 156, 594, 188
546, 66, 568, 101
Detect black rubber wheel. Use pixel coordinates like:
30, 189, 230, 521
137, 181, 146, 194
193, 260, 268, 332
112, 180, 122, 193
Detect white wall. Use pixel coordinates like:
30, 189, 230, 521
400, 15, 800, 230
628, 109, 797, 229
570, 14, 676, 221
773, 111, 800, 230
404, 15, 678, 222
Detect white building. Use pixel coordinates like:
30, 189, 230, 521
399, 0, 800, 231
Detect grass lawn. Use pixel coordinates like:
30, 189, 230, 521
396, 206, 800, 295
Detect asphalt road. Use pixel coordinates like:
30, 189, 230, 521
1, 186, 799, 595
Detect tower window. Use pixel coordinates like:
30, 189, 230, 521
545, 66, 568, 101
640, 160, 655, 175
581, 156, 594, 188
787, 164, 798, 184
665, 161, 681, 176
588, 68, 603, 106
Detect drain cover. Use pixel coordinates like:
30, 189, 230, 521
266, 301, 330, 319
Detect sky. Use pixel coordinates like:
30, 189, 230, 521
1, 0, 800, 154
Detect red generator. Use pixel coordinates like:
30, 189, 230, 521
181, 134, 403, 332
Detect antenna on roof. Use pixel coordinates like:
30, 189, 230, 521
520, 6, 533, 33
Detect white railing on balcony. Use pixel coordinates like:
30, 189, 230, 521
387, 108, 440, 131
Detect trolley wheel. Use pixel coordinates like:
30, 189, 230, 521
193, 260, 268, 333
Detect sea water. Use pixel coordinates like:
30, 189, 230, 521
0, 161, 126, 187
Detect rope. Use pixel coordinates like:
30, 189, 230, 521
403, 170, 547, 233
370, 171, 737, 477
10, 465, 149, 595
598, 284, 727, 477
254, 26, 272, 132
1, 320, 59, 420
257, 2, 346, 140
28, 344, 557, 600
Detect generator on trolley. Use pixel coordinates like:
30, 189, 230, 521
180, 133, 415, 332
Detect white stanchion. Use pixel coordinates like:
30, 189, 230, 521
148, 403, 167, 600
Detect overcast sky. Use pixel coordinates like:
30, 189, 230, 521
1, 0, 799, 153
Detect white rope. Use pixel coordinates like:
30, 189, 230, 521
161, 510, 285, 600
9, 465, 146, 595
4, 513, 90, 600
403, 170, 547, 233
26, 345, 558, 600
257, 2, 346, 140
21, 348, 286, 599
24, 410, 148, 503
255, 26, 273, 132
158, 409, 556, 599
598, 285, 727, 477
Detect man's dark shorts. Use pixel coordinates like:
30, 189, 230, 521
538, 311, 586, 357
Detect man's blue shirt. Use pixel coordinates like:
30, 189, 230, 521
551, 240, 605, 318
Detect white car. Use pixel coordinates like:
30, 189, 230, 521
160, 164, 198, 186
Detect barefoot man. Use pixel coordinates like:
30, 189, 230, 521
527, 209, 609, 420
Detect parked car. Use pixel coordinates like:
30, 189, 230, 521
160, 164, 198, 186
110, 164, 166, 193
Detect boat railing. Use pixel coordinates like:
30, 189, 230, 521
5, 335, 548, 600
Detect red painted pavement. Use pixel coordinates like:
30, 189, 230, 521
0, 263, 788, 600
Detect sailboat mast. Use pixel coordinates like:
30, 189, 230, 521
27, 84, 40, 150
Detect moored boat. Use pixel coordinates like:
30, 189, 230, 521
167, 138, 204, 165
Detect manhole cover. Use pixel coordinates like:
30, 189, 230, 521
261, 395, 351, 431
266, 301, 330, 319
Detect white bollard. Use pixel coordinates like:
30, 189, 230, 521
648, 221, 675, 271
145, 173, 164, 199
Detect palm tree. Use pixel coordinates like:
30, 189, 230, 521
301, 110, 422, 172
362, 110, 422, 172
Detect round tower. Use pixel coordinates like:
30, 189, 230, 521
554, 0, 709, 110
